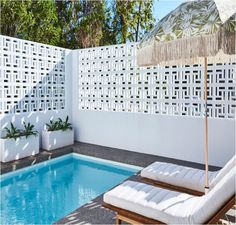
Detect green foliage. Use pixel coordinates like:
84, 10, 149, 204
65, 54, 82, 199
46, 116, 72, 131
113, 0, 133, 43
1, 0, 61, 46
22, 122, 38, 138
26, 0, 61, 45
4, 123, 21, 140
58, 116, 72, 131
0, 0, 31, 37
76, 0, 106, 48
113, 0, 155, 43
46, 120, 61, 131
55, 0, 107, 48
3, 122, 38, 139
1, 0, 155, 47
55, 0, 78, 48
129, 0, 155, 42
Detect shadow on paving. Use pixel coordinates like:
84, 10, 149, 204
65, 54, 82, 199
54, 195, 116, 225
55, 175, 142, 225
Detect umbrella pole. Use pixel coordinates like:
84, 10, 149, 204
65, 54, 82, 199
204, 57, 209, 194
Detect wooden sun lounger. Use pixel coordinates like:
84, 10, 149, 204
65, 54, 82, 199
141, 177, 204, 196
103, 195, 235, 225
139, 156, 235, 197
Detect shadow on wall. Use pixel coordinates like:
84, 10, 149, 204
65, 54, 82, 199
0, 58, 71, 147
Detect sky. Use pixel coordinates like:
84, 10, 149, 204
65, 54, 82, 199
153, 0, 186, 21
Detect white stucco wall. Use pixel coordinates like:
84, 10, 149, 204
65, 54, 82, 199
0, 35, 73, 147
73, 110, 235, 167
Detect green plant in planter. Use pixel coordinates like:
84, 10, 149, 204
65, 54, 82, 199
46, 116, 72, 131
22, 122, 38, 138
4, 123, 21, 140
46, 120, 61, 131
3, 122, 38, 139
61, 116, 72, 131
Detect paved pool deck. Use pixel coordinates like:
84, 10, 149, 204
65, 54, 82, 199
0, 141, 220, 175
1, 142, 233, 225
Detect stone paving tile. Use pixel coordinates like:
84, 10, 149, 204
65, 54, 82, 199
73, 142, 221, 171
55, 175, 141, 225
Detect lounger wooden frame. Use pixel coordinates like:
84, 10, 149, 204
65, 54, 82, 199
103, 195, 235, 225
141, 177, 204, 196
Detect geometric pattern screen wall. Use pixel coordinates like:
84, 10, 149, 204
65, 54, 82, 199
0, 35, 235, 119
0, 35, 65, 114
78, 43, 235, 119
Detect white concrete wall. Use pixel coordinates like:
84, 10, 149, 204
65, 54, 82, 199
73, 110, 235, 167
1, 37, 234, 167
72, 45, 235, 167
0, 46, 73, 148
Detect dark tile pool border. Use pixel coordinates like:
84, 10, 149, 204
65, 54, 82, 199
0, 145, 73, 175
0, 141, 221, 175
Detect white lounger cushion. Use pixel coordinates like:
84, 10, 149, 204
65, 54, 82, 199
141, 155, 235, 192
210, 155, 236, 187
104, 167, 235, 224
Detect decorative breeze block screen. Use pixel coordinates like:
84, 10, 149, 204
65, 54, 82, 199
78, 44, 235, 119
0, 35, 66, 114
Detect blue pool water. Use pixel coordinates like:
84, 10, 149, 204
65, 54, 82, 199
0, 153, 140, 224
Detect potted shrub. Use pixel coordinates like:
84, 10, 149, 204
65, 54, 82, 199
0, 122, 39, 162
42, 116, 74, 151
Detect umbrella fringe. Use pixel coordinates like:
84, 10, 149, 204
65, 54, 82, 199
137, 30, 236, 67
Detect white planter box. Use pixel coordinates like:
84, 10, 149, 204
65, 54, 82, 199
0, 135, 39, 163
42, 129, 74, 151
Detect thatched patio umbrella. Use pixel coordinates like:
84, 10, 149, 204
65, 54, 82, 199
137, 0, 236, 193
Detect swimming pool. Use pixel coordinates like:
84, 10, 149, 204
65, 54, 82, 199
0, 153, 141, 224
